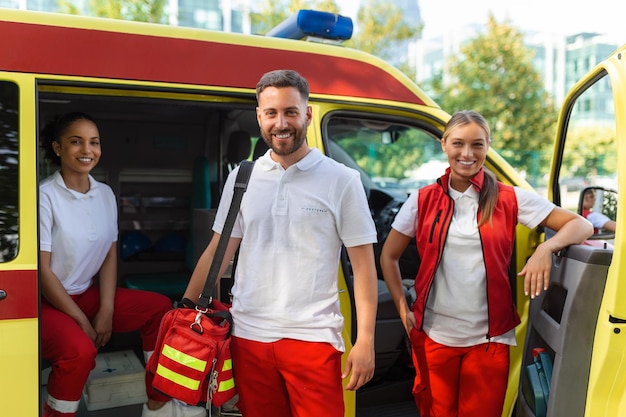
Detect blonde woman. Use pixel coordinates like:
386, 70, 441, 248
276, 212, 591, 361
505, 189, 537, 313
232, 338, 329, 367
380, 110, 592, 417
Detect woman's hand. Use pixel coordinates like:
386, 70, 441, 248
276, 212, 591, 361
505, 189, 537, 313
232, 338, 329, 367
403, 310, 417, 334
518, 244, 553, 298
74, 316, 98, 343
92, 310, 113, 348
518, 206, 593, 298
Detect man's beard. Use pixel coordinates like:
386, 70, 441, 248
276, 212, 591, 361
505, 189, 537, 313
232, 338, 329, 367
262, 130, 307, 156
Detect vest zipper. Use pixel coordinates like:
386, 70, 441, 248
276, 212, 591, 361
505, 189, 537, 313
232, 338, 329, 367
421, 203, 452, 330
429, 210, 441, 243
479, 228, 491, 340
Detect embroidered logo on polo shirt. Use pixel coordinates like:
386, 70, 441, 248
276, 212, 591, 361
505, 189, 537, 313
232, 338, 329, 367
301, 207, 328, 214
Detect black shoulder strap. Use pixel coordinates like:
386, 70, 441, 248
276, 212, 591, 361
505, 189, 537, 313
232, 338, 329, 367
197, 160, 254, 308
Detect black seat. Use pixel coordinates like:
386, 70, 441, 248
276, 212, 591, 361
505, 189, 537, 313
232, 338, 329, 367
225, 130, 251, 172
252, 138, 269, 160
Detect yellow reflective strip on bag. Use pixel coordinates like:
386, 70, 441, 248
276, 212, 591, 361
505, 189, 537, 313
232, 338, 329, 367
218, 377, 235, 392
156, 364, 201, 390
221, 359, 232, 371
162, 344, 207, 372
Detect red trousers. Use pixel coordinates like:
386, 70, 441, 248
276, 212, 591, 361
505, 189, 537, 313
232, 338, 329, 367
230, 337, 344, 417
409, 329, 510, 417
42, 286, 172, 416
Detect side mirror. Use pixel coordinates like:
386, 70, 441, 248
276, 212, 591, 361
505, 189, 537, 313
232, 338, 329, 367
578, 186, 617, 240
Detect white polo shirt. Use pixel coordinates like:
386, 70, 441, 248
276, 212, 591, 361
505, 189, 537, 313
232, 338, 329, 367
392, 183, 554, 346
214, 148, 377, 351
40, 171, 118, 295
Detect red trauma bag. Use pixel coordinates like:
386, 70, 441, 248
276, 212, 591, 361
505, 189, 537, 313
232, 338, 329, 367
147, 300, 236, 407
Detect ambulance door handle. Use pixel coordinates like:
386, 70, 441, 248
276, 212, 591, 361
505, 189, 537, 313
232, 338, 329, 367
0, 289, 6, 300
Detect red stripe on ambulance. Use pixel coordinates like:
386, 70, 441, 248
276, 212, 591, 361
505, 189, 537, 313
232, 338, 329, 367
0, 21, 425, 105
0, 270, 38, 320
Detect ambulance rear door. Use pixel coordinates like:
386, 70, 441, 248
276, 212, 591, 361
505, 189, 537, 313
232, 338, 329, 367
0, 73, 40, 417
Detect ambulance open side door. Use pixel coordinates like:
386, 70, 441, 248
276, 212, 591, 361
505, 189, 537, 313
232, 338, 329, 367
515, 44, 626, 417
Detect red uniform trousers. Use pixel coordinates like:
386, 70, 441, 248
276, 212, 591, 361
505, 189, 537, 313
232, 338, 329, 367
42, 285, 173, 417
230, 336, 344, 417
409, 329, 510, 417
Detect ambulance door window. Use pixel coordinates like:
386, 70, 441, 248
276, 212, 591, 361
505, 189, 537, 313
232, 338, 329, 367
325, 116, 443, 200
0, 81, 19, 262
324, 115, 438, 278
558, 74, 617, 212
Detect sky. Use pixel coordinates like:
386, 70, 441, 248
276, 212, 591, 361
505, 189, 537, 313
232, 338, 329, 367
339, 0, 626, 41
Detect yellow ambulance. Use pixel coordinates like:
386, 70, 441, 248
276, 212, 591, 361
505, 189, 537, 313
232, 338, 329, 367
0, 7, 622, 417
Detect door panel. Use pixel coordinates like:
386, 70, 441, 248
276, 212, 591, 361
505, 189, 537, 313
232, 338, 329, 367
518, 44, 626, 417
0, 74, 40, 417
517, 244, 612, 417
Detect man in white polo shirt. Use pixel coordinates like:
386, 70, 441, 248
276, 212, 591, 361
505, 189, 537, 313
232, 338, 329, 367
182, 69, 378, 417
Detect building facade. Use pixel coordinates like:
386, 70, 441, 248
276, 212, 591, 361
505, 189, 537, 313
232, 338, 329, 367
1, 0, 251, 33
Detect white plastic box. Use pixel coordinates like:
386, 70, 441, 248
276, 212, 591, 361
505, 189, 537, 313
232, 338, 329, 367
82, 350, 148, 411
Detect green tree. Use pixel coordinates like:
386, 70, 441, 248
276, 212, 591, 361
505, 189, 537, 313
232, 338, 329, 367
125, 0, 167, 23
561, 125, 616, 180
58, 0, 166, 23
429, 15, 557, 185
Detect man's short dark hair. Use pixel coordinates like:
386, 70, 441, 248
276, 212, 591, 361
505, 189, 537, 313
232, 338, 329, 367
256, 69, 310, 102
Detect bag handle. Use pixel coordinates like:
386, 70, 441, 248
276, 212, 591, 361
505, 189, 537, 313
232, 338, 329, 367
197, 160, 254, 309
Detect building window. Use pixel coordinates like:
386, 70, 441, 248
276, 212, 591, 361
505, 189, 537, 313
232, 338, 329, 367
0, 0, 20, 8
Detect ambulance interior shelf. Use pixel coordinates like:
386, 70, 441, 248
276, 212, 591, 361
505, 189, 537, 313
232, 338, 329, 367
119, 168, 192, 261
119, 155, 218, 300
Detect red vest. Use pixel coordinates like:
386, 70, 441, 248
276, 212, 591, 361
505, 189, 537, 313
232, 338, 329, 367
414, 168, 521, 339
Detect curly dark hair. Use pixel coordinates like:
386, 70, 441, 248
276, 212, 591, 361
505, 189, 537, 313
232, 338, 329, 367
41, 112, 97, 165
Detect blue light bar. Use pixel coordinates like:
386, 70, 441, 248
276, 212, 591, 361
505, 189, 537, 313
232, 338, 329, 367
266, 10, 353, 41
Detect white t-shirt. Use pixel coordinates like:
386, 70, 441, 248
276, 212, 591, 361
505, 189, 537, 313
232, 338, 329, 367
40, 171, 118, 295
214, 148, 377, 351
391, 182, 555, 347
586, 211, 611, 230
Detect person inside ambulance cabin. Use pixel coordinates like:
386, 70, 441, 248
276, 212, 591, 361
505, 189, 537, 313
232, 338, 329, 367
380, 110, 593, 417
582, 188, 616, 233
39, 112, 205, 417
